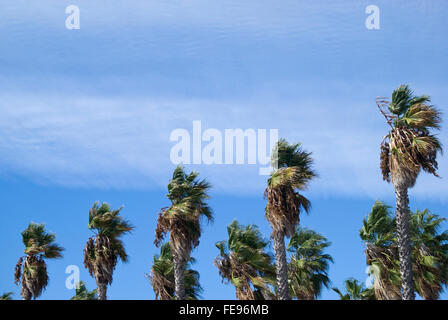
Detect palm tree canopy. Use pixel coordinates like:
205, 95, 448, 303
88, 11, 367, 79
84, 202, 134, 291
70, 281, 97, 300
265, 139, 316, 238
214, 220, 275, 299
332, 278, 375, 300
150, 243, 202, 300
379, 85, 442, 186
21, 223, 64, 258
86, 202, 133, 263
287, 227, 333, 299
155, 165, 213, 252
15, 223, 63, 300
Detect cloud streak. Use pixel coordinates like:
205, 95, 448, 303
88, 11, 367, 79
0, 92, 445, 200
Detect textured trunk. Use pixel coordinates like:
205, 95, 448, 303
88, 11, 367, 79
394, 183, 415, 300
173, 252, 186, 300
97, 281, 108, 300
273, 231, 290, 300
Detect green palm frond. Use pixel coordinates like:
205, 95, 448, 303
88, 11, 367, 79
287, 227, 333, 300
214, 220, 275, 300
70, 281, 97, 300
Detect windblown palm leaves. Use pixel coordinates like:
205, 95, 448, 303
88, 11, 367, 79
287, 227, 333, 300
332, 278, 375, 300
378, 85, 442, 186
14, 223, 63, 300
265, 139, 316, 300
83, 202, 133, 300
214, 220, 276, 300
70, 281, 97, 300
155, 166, 212, 300
360, 201, 448, 300
149, 243, 202, 300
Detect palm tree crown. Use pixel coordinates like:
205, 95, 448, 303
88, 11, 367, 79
214, 220, 276, 300
83, 202, 133, 300
333, 278, 375, 300
14, 223, 64, 300
287, 227, 333, 300
378, 84, 442, 187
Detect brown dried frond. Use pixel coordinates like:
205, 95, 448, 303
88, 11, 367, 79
365, 243, 401, 300
380, 142, 391, 182
14, 257, 23, 285
21, 255, 49, 300
265, 185, 300, 238
147, 270, 174, 300
214, 253, 258, 300
83, 235, 117, 286
154, 208, 169, 247
388, 127, 440, 187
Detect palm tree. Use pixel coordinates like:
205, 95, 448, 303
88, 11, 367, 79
0, 292, 14, 300
70, 281, 98, 300
14, 223, 64, 300
287, 227, 333, 300
361, 201, 448, 299
332, 278, 375, 300
377, 85, 442, 299
360, 201, 401, 300
265, 139, 316, 300
155, 166, 213, 300
149, 242, 202, 300
214, 220, 276, 300
83, 202, 134, 300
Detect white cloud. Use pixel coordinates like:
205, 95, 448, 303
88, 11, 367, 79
0, 92, 445, 200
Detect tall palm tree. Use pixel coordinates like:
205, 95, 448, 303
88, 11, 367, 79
155, 166, 213, 300
265, 139, 316, 300
14, 223, 64, 300
83, 202, 133, 300
332, 278, 375, 300
287, 227, 333, 300
70, 281, 98, 300
0, 292, 14, 300
360, 201, 401, 300
377, 85, 442, 299
149, 242, 202, 300
214, 220, 276, 300
361, 201, 448, 299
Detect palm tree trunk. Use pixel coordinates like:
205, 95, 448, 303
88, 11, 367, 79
173, 252, 186, 300
394, 183, 415, 300
273, 231, 290, 300
96, 281, 108, 300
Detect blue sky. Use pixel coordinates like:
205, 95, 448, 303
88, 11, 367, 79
0, 0, 447, 299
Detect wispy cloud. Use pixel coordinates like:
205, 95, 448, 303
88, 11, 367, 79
0, 92, 445, 200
